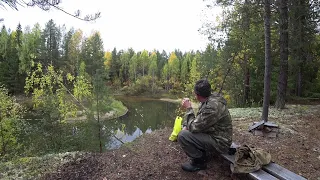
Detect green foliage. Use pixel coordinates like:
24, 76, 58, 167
184, 53, 201, 98
82, 32, 105, 76
41, 19, 62, 68
62, 29, 83, 76
0, 25, 24, 94
315, 69, 320, 93
129, 53, 138, 82
139, 50, 149, 76
121, 76, 162, 96
148, 52, 158, 78
25, 63, 78, 122
18, 23, 41, 74
169, 81, 184, 96
0, 86, 25, 160
23, 62, 97, 154
92, 68, 111, 115
73, 61, 92, 101
119, 50, 131, 84
180, 52, 192, 84
168, 52, 180, 81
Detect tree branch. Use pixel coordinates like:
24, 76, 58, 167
51, 4, 100, 22
0, 0, 100, 22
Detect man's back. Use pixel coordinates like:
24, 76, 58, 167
178, 79, 233, 172
196, 92, 233, 153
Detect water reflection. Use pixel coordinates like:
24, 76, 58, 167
105, 96, 178, 149
107, 127, 151, 149
22, 96, 178, 154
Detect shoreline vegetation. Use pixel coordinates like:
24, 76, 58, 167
65, 99, 129, 122
1, 98, 320, 179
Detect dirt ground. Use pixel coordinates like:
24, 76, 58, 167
43, 105, 320, 180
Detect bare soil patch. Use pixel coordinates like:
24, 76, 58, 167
43, 105, 320, 180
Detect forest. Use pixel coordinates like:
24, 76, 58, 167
0, 0, 320, 169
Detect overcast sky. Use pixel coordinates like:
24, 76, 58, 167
1, 0, 218, 53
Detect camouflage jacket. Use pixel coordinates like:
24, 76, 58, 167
182, 93, 233, 153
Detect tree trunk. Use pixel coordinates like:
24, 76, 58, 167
291, 0, 307, 97
243, 0, 250, 106
152, 70, 155, 94
97, 86, 102, 153
244, 58, 250, 106
262, 0, 272, 122
142, 62, 145, 76
134, 66, 137, 82
275, 0, 289, 109
297, 67, 302, 96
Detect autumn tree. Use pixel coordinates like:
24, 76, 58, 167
129, 53, 138, 83
180, 52, 192, 85
168, 52, 180, 82
119, 50, 131, 84
139, 50, 149, 76
148, 51, 158, 93
185, 52, 201, 97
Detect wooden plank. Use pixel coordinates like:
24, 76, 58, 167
262, 163, 307, 180
221, 153, 235, 163
253, 129, 278, 138
248, 170, 279, 180
249, 120, 265, 131
264, 121, 279, 128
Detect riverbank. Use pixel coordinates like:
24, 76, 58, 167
2, 104, 320, 179
65, 99, 129, 122
44, 104, 320, 180
17, 95, 129, 122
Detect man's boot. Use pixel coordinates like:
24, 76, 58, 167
181, 158, 207, 172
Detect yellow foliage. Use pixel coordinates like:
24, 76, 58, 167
168, 52, 178, 64
104, 51, 112, 68
151, 51, 157, 56
224, 94, 231, 104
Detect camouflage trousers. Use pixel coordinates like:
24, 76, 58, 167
177, 130, 222, 160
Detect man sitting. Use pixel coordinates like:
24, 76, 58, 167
178, 79, 233, 172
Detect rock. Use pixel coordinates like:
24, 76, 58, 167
197, 170, 208, 177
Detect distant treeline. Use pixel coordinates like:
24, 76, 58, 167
1, 2, 320, 107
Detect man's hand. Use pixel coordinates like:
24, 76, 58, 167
181, 98, 192, 109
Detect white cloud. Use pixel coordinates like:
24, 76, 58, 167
1, 0, 210, 53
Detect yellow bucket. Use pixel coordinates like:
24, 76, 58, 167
169, 116, 183, 141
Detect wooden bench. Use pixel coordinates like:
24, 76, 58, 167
221, 153, 307, 180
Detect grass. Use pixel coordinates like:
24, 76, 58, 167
0, 152, 87, 180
